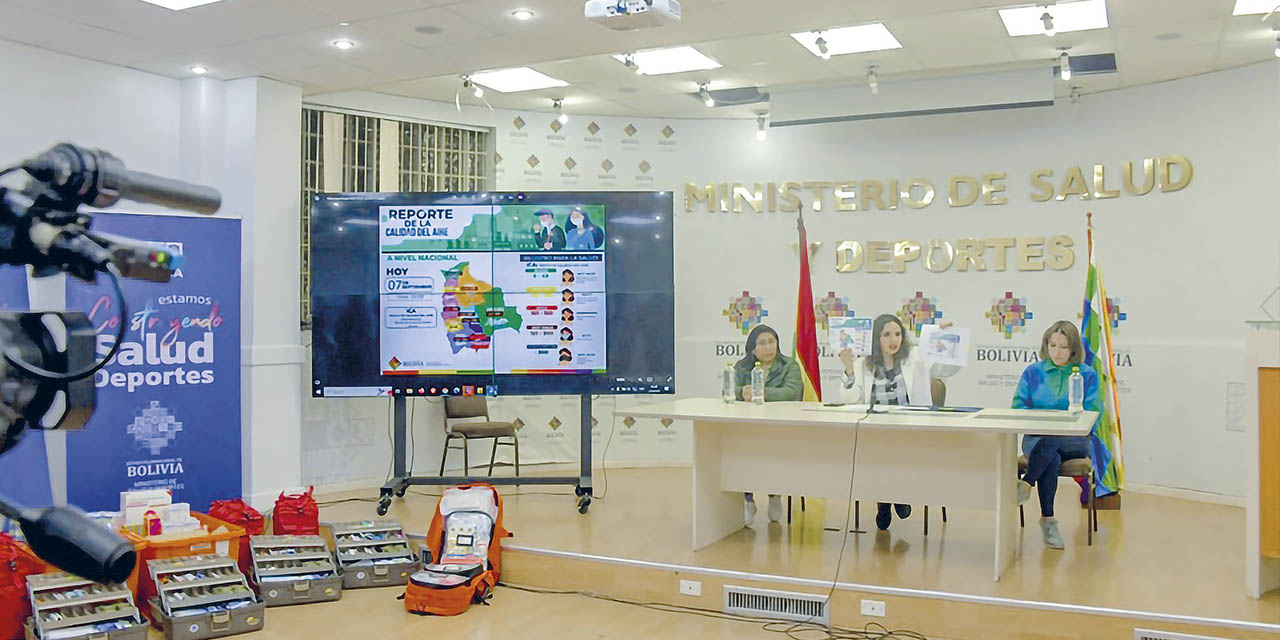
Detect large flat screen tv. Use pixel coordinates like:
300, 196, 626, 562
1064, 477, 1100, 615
310, 191, 674, 398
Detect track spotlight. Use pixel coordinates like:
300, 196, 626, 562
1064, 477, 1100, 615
699, 83, 715, 108
553, 98, 568, 124
867, 65, 879, 95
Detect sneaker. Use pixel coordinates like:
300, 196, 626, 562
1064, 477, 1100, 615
1017, 480, 1031, 504
1040, 518, 1064, 550
875, 503, 892, 531
744, 496, 757, 525
767, 495, 783, 523
894, 504, 912, 519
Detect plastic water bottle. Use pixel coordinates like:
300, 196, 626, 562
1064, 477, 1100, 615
751, 361, 765, 406
1068, 365, 1084, 413
722, 363, 735, 404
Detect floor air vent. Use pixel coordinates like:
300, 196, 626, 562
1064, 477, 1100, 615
1134, 630, 1230, 640
723, 585, 829, 625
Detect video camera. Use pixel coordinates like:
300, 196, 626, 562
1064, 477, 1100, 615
0, 143, 220, 584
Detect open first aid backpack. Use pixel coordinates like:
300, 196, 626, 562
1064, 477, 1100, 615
403, 484, 510, 616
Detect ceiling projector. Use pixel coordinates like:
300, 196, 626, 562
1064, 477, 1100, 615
585, 0, 681, 30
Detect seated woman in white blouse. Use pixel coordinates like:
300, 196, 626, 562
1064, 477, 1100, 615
838, 314, 961, 531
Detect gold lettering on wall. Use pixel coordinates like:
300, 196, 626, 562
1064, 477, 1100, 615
767, 181, 778, 211
1030, 169, 1054, 202
1047, 235, 1075, 270
1159, 154, 1193, 192
1092, 165, 1120, 199
902, 178, 935, 209
893, 241, 921, 272
1057, 166, 1092, 201
982, 173, 1008, 205
955, 238, 986, 271
1016, 236, 1046, 271
1124, 159, 1155, 195
948, 176, 979, 207
861, 180, 890, 210
802, 181, 832, 212
987, 236, 1015, 271
834, 182, 858, 212
685, 183, 717, 213
925, 240, 955, 272
779, 182, 802, 212
836, 240, 864, 272
733, 183, 764, 213
866, 241, 892, 273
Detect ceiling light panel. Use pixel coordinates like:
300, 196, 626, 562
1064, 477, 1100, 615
1233, 0, 1280, 15
998, 0, 1109, 37
609, 46, 721, 75
470, 67, 568, 92
789, 23, 902, 58
137, 0, 227, 9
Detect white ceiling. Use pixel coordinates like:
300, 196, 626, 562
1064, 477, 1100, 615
0, 0, 1275, 119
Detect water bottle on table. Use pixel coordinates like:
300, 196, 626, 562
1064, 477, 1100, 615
1068, 365, 1084, 413
722, 363, 735, 404
751, 361, 765, 406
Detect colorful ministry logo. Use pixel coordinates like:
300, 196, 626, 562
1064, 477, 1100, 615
897, 291, 942, 336
724, 291, 768, 334
987, 292, 1033, 339
1079, 296, 1128, 330
128, 401, 184, 455
814, 291, 852, 331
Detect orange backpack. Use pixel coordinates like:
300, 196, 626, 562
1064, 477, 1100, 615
403, 484, 510, 616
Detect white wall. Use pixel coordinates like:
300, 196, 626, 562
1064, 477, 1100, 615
305, 60, 1279, 499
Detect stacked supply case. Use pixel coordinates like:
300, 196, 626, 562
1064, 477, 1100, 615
146, 556, 264, 640
248, 535, 341, 606
24, 572, 148, 640
330, 521, 416, 589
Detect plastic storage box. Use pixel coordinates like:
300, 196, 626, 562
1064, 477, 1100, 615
330, 521, 417, 589
24, 572, 148, 640
146, 555, 263, 640
248, 535, 341, 607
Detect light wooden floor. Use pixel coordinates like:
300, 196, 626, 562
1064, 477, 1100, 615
320, 466, 1280, 626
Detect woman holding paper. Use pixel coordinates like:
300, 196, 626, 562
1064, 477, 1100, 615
1012, 321, 1101, 550
838, 314, 962, 531
734, 324, 803, 525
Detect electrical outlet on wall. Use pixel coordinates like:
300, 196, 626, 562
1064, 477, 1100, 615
679, 579, 701, 596
860, 599, 885, 617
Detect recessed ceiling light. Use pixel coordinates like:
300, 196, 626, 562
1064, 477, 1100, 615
511, 8, 535, 21
137, 0, 226, 9
414, 25, 443, 35
338, 22, 350, 26
470, 67, 568, 93
189, 64, 208, 75
998, 0, 1108, 37
789, 23, 902, 58
332, 39, 356, 50
1155, 32, 1181, 41
609, 46, 721, 76
1233, 0, 1280, 15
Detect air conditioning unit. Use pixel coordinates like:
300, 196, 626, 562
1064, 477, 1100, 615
585, 0, 681, 30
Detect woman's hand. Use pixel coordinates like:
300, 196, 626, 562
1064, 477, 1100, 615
741, 385, 754, 402
838, 348, 856, 376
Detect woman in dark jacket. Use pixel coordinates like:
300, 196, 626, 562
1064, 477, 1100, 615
733, 324, 803, 524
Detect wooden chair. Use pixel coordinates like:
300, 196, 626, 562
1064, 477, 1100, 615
438, 396, 520, 477
1018, 455, 1098, 545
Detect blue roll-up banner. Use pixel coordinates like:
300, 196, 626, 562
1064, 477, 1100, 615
0, 266, 54, 511
64, 213, 241, 512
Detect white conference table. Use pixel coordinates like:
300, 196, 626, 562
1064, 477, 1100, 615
618, 398, 1097, 582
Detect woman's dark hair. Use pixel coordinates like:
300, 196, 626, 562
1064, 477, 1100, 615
558, 348, 572, 362
736, 324, 786, 370
565, 208, 604, 247
561, 308, 574, 321
562, 289, 575, 302
866, 314, 912, 372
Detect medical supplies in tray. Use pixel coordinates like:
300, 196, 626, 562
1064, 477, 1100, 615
330, 521, 416, 589
248, 535, 341, 606
146, 555, 263, 640
24, 572, 147, 640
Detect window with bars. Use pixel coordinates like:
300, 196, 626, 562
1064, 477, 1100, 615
300, 109, 490, 329
343, 114, 380, 192
300, 108, 324, 328
399, 122, 488, 192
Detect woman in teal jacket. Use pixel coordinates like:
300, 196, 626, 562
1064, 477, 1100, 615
733, 324, 802, 524
1012, 320, 1102, 550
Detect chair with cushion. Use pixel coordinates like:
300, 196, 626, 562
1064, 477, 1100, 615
1018, 454, 1098, 545
438, 396, 520, 477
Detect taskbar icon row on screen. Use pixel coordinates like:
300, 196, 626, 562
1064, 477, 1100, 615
315, 385, 497, 398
